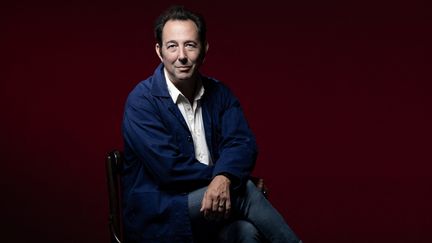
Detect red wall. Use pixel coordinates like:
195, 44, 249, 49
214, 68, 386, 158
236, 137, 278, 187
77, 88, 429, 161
2, 0, 431, 242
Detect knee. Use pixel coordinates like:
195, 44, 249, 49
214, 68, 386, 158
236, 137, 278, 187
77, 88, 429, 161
246, 179, 256, 189
245, 180, 259, 194
236, 220, 259, 235
219, 220, 262, 243
245, 179, 265, 201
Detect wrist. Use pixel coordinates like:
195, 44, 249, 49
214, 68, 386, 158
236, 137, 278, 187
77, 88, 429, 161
216, 173, 232, 184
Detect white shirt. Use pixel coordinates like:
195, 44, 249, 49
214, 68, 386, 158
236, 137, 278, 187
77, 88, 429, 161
164, 69, 212, 165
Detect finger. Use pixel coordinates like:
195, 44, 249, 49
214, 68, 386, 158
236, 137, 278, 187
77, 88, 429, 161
218, 198, 225, 208
200, 193, 207, 212
212, 198, 219, 212
211, 202, 223, 222
224, 197, 231, 219
217, 203, 225, 221
217, 203, 225, 213
201, 193, 213, 219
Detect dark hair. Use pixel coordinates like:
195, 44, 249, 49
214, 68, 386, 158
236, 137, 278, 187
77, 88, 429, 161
154, 6, 207, 47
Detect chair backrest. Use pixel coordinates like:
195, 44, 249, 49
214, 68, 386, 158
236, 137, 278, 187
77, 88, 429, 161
105, 150, 124, 243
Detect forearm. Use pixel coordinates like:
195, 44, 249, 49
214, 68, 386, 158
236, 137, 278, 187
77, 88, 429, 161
213, 143, 257, 189
123, 106, 215, 191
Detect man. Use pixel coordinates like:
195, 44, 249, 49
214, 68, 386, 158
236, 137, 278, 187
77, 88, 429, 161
122, 5, 301, 243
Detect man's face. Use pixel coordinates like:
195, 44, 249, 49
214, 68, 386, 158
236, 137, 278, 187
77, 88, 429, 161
156, 20, 207, 84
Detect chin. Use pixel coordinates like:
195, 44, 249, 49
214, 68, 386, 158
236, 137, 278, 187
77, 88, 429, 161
175, 74, 193, 80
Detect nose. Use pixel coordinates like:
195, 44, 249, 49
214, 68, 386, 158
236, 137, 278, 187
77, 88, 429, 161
178, 47, 188, 64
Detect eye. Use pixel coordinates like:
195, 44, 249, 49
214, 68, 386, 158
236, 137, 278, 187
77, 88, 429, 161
167, 44, 176, 49
185, 43, 197, 49
165, 44, 178, 53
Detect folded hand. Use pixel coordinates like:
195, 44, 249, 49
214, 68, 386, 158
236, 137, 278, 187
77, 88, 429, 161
200, 175, 231, 221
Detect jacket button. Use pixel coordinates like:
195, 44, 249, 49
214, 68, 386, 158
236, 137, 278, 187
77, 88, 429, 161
187, 136, 192, 142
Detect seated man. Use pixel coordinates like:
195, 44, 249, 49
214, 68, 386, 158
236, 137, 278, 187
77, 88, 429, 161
121, 5, 301, 243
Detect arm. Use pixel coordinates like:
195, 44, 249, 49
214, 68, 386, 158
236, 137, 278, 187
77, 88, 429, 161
123, 94, 214, 191
212, 87, 258, 188
201, 84, 258, 219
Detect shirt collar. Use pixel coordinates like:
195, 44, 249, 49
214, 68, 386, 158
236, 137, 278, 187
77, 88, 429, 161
164, 68, 205, 104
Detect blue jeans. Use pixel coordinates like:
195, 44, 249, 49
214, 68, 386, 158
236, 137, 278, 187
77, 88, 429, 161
188, 180, 301, 243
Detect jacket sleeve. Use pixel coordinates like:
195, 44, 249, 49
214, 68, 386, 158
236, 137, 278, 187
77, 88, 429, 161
212, 86, 258, 189
122, 94, 214, 191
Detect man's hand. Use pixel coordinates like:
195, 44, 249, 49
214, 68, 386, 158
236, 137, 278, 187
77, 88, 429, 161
200, 174, 231, 221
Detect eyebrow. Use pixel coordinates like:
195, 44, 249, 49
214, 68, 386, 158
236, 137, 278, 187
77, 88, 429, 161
165, 40, 198, 44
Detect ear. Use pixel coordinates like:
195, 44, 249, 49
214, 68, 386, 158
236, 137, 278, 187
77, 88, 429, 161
204, 42, 209, 55
201, 42, 209, 62
155, 43, 163, 61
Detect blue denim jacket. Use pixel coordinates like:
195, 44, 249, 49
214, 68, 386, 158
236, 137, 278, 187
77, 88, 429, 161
122, 64, 257, 242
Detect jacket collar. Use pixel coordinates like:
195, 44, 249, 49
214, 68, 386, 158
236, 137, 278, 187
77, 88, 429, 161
149, 63, 215, 161
150, 63, 171, 97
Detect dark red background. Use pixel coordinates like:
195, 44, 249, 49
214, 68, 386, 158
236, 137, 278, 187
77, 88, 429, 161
2, 0, 431, 242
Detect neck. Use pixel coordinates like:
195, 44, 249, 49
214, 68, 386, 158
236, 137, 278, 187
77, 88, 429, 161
163, 68, 200, 104
170, 74, 200, 104
176, 80, 196, 104
167, 75, 195, 102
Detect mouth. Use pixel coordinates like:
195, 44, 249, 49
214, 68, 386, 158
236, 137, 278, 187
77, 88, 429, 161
176, 66, 191, 71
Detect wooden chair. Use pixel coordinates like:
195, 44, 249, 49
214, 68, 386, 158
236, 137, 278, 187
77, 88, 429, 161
105, 149, 268, 243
